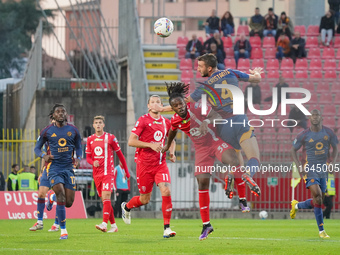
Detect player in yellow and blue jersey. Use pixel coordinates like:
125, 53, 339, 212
290, 109, 338, 238
34, 104, 82, 240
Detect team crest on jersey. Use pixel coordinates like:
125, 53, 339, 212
51, 179, 54, 184
154, 131, 163, 141
51, 133, 57, 137
324, 136, 328, 140
94, 146, 103, 156
67, 132, 72, 136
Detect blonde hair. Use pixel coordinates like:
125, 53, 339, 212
93, 115, 105, 123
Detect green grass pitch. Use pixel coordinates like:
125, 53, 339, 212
1, 218, 339, 254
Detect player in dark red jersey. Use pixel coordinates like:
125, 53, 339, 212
162, 82, 249, 240
86, 115, 130, 233
121, 95, 177, 238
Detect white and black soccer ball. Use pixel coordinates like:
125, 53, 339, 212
259, 210, 268, 220
154, 17, 174, 38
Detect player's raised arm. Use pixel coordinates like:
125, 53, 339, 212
248, 67, 263, 83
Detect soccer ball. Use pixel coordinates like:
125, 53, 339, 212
154, 17, 174, 38
259, 210, 268, 220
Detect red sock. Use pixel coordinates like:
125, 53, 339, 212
103, 199, 112, 224
109, 205, 115, 224
126, 196, 143, 209
198, 190, 210, 224
233, 165, 242, 178
235, 178, 246, 199
162, 196, 172, 226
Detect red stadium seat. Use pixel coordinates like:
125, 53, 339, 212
236, 25, 249, 36
319, 93, 332, 103
178, 47, 186, 59
281, 70, 294, 79
310, 70, 323, 79
294, 25, 306, 37
260, 82, 271, 92
251, 59, 264, 69
267, 70, 280, 78
307, 25, 319, 36
264, 48, 276, 59
325, 70, 337, 79
176, 36, 189, 48
323, 106, 337, 116
289, 81, 300, 88
302, 81, 315, 92
262, 37, 275, 48
295, 70, 308, 79
294, 58, 308, 70
224, 58, 236, 69
194, 59, 198, 69
334, 37, 340, 48
237, 58, 250, 70
323, 117, 336, 127
305, 37, 319, 48
179, 59, 192, 70
181, 70, 194, 83
322, 48, 336, 59
323, 59, 336, 70
280, 58, 294, 70
222, 37, 233, 48
308, 59, 322, 70
307, 48, 321, 59
266, 59, 279, 70
336, 49, 340, 59
250, 48, 263, 59
198, 36, 204, 45
224, 48, 234, 58
249, 36, 261, 48
316, 81, 330, 92
309, 93, 318, 103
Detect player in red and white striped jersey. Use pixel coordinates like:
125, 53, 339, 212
121, 95, 177, 238
86, 115, 130, 233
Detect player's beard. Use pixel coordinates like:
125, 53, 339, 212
201, 70, 209, 77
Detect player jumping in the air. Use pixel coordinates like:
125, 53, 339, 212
34, 104, 82, 240
121, 95, 177, 238
86, 115, 130, 233
162, 82, 249, 240
290, 109, 338, 238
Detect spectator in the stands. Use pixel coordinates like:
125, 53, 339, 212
234, 33, 251, 65
275, 11, 294, 41
287, 105, 307, 132
207, 43, 225, 70
221, 11, 234, 37
203, 32, 225, 58
204, 10, 220, 37
320, 10, 335, 47
185, 34, 203, 59
244, 82, 262, 113
329, 0, 340, 25
263, 7, 278, 37
276, 33, 291, 60
249, 7, 264, 38
290, 31, 306, 63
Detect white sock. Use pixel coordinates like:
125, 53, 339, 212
61, 228, 68, 235
102, 222, 108, 228
54, 223, 59, 227
319, 230, 324, 234
295, 204, 299, 210
37, 220, 43, 224
111, 223, 117, 228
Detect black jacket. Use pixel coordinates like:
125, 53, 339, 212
185, 39, 203, 54
320, 15, 335, 34
328, 0, 340, 11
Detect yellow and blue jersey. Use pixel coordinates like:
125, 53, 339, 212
34, 123, 82, 171
293, 126, 338, 178
190, 69, 249, 115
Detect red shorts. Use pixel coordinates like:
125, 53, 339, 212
194, 140, 233, 176
136, 161, 171, 194
94, 174, 115, 197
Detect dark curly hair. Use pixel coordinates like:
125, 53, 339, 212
165, 82, 189, 105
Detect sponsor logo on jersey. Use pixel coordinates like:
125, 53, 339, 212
51, 133, 57, 137
67, 131, 72, 136
153, 121, 162, 124
154, 131, 163, 141
95, 138, 103, 141
182, 118, 190, 124
94, 146, 103, 156
309, 138, 314, 143
58, 138, 67, 147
